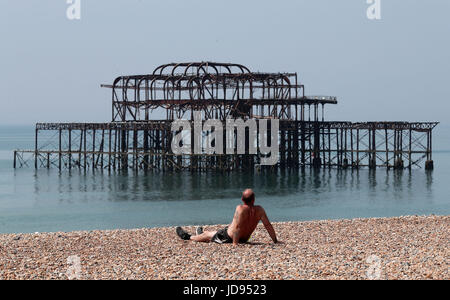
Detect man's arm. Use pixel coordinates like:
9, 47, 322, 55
260, 208, 277, 243
231, 206, 241, 246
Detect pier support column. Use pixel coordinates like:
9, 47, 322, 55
312, 157, 321, 168
343, 158, 349, 169
34, 128, 38, 169
425, 160, 434, 170
300, 122, 306, 167
121, 129, 128, 170
312, 122, 321, 169
369, 158, 376, 169
394, 159, 404, 170
425, 129, 434, 171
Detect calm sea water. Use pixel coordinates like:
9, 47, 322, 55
0, 126, 449, 234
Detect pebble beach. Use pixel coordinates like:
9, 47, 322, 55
0, 215, 448, 280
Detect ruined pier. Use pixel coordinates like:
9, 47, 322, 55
13, 62, 438, 171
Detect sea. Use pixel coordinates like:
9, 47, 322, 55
0, 125, 449, 234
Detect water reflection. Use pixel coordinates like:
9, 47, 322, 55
29, 167, 434, 205
426, 170, 433, 193
3, 161, 446, 233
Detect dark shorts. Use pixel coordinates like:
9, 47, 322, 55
211, 227, 232, 244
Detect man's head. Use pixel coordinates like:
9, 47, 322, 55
242, 189, 255, 205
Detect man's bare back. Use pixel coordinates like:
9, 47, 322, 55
176, 189, 278, 245
227, 204, 277, 245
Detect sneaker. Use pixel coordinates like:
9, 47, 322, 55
176, 227, 191, 240
196, 226, 204, 235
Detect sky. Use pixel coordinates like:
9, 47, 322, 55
0, 0, 449, 129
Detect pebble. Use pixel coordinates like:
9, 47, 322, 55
0, 215, 448, 280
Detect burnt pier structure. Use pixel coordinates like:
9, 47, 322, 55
14, 62, 438, 171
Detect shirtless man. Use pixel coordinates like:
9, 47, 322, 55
176, 189, 278, 245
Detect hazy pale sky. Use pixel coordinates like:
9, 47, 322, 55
0, 0, 449, 127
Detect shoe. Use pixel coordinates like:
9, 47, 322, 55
176, 227, 191, 240
196, 226, 204, 235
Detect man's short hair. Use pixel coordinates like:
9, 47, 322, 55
242, 189, 255, 204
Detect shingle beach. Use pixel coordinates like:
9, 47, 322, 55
0, 215, 448, 280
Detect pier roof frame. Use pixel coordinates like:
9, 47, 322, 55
102, 62, 337, 122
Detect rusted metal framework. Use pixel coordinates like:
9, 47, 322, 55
13, 62, 438, 171
101, 62, 336, 122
